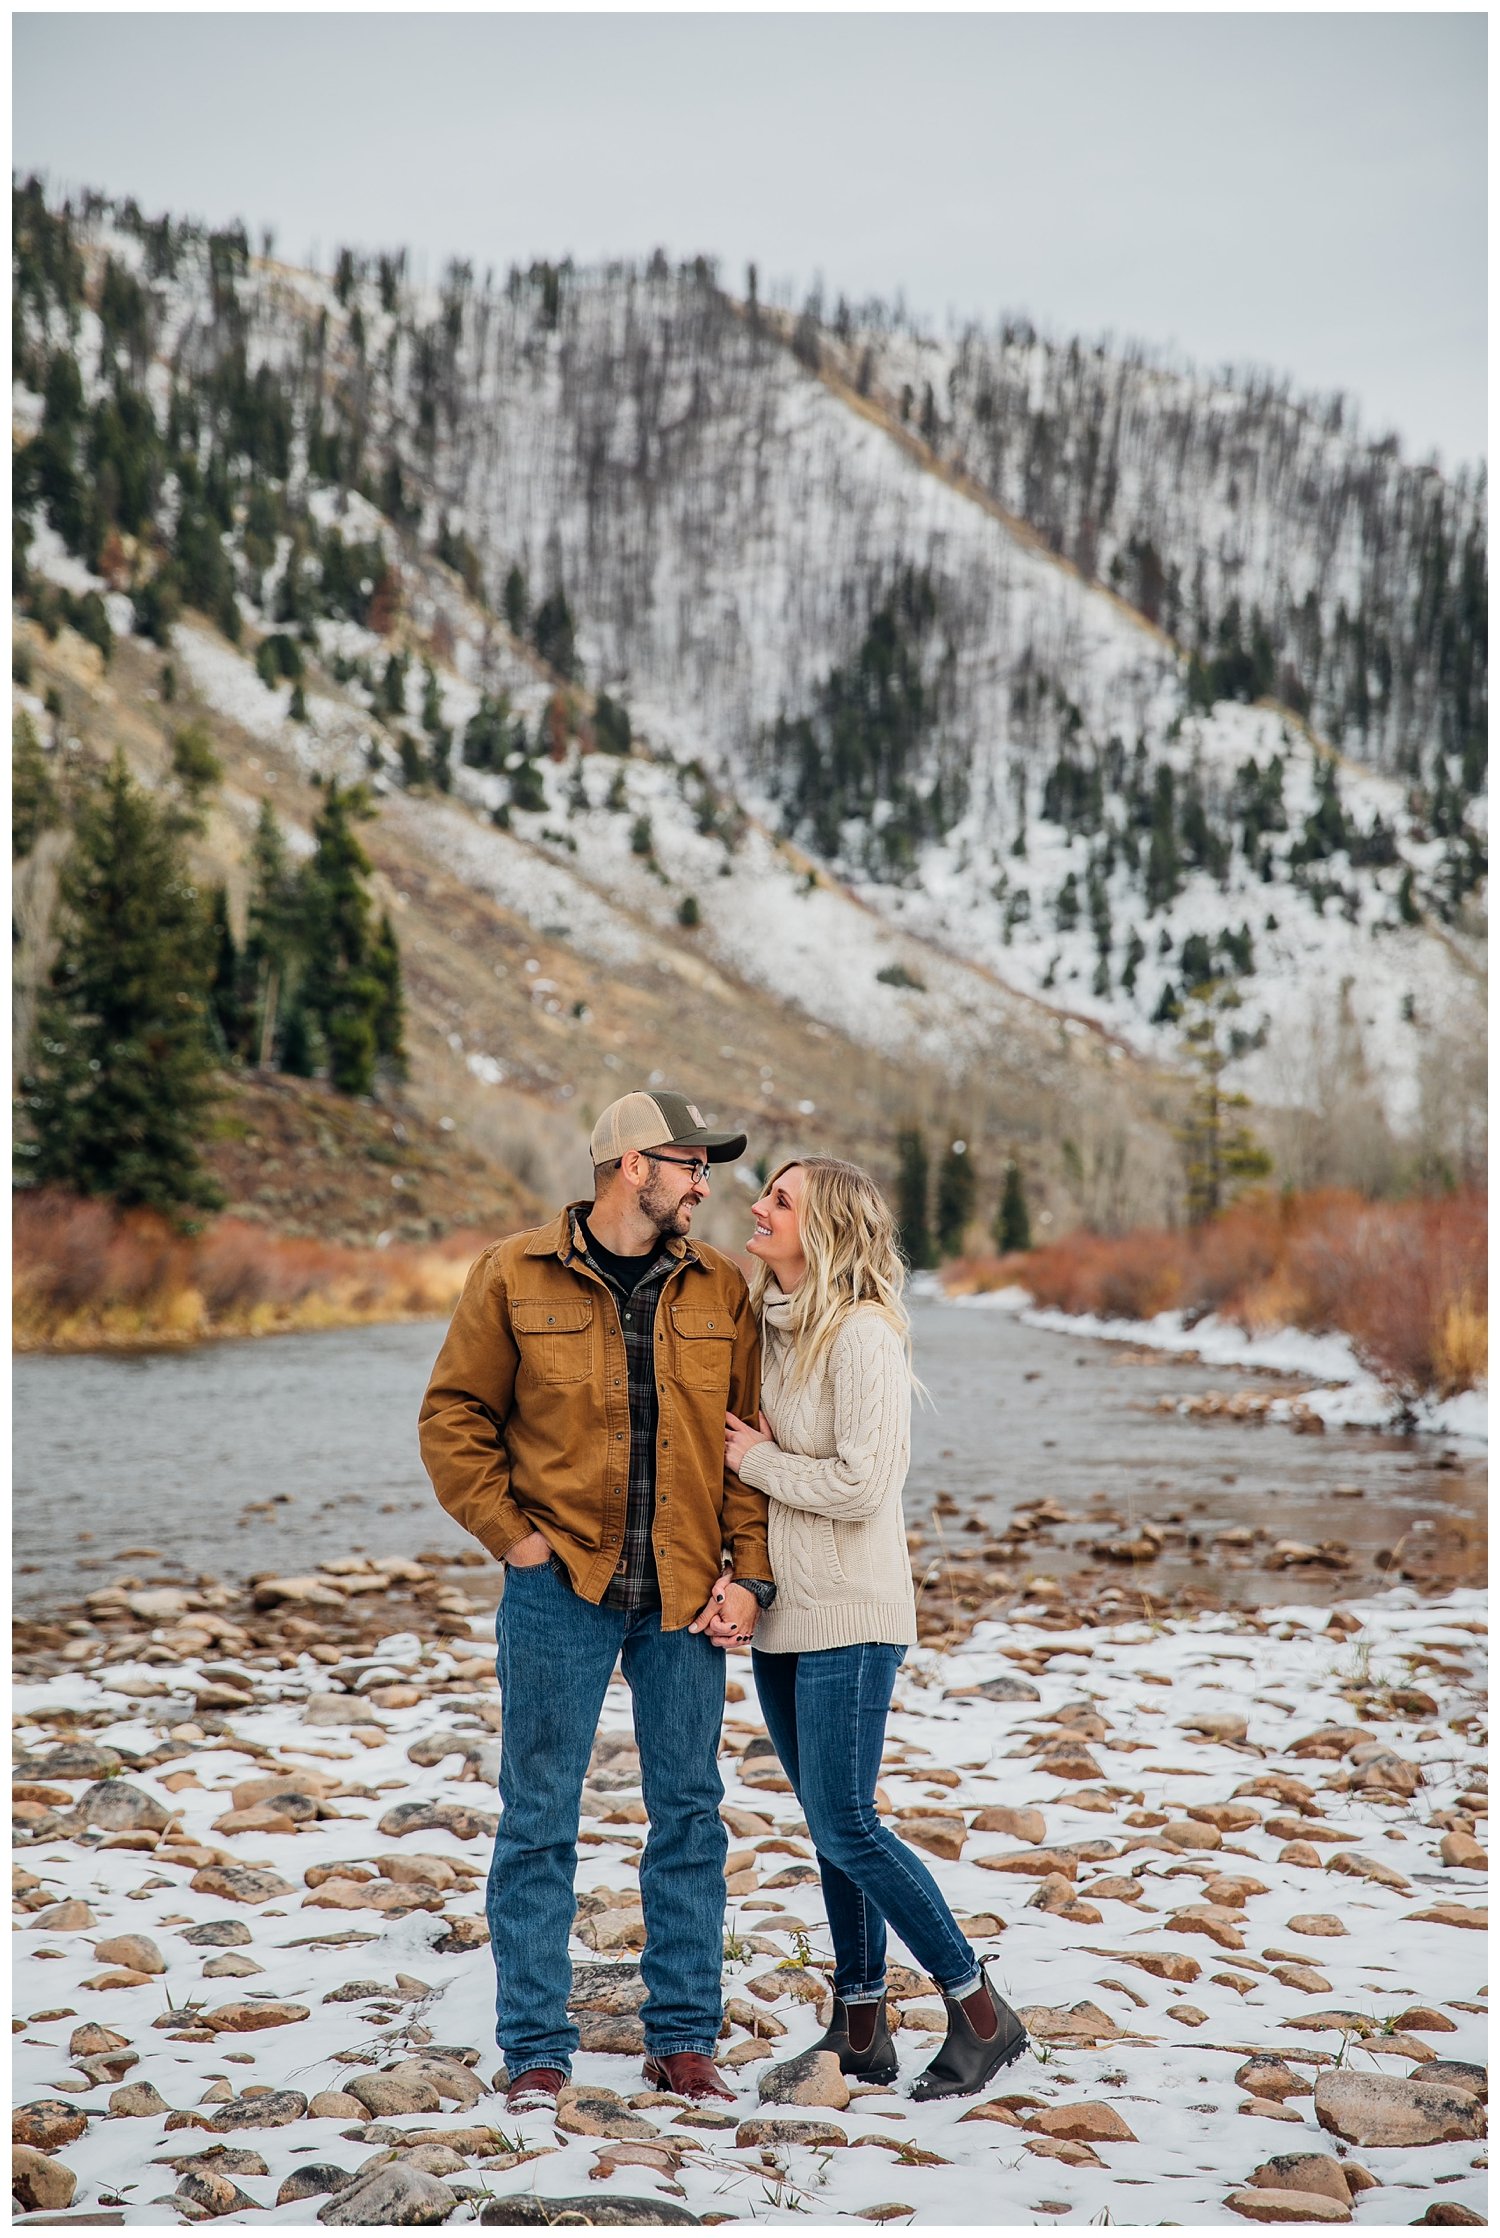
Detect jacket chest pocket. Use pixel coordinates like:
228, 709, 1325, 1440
670, 1304, 733, 1391
511, 1297, 595, 1383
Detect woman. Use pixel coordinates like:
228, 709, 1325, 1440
724, 1156, 1028, 2100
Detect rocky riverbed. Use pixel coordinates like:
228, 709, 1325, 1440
12, 1558, 1489, 2227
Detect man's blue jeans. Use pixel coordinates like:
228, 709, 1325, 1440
489, 1558, 728, 2077
752, 1641, 977, 1999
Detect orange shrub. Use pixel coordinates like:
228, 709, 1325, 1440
13, 1191, 490, 1350
951, 1185, 1487, 1399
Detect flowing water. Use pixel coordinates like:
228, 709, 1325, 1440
12, 1300, 1484, 1614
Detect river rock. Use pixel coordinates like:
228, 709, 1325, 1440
176, 2167, 262, 2216
1234, 2059, 1309, 2103
1271, 1964, 1333, 1994
278, 2165, 352, 2204
970, 1804, 1046, 1844
157, 2149, 272, 2178
1120, 1950, 1201, 1983
1179, 1709, 1250, 1743
1394, 2007, 1459, 2035
896, 1814, 966, 1861
208, 2090, 308, 2130
29, 1899, 96, 1931
1406, 1903, 1487, 1930
1285, 1914, 1347, 1937
383, 2057, 484, 2111
576, 2011, 646, 2054
72, 1779, 172, 1832
255, 1576, 347, 1610
1421, 2063, 1486, 2101
1249, 2154, 1353, 2205
1024, 2103, 1136, 2143
308, 2092, 371, 2120
1439, 1830, 1488, 1869
978, 1847, 1077, 1879
13, 2102, 88, 2151
1313, 2072, 1486, 2148
15, 1743, 122, 1781
346, 2074, 442, 2118
1414, 2207, 1486, 2226
964, 1674, 1043, 1703
70, 2023, 130, 2058
317, 2163, 457, 2224
1034, 1742, 1105, 1781
757, 2049, 850, 2110
570, 1961, 647, 2015
1159, 1819, 1223, 1851
377, 1799, 498, 1841
202, 1952, 263, 1979
12, 2145, 77, 2212
735, 2116, 848, 2147
1017, 2001, 1120, 2046
202, 1999, 309, 2032
480, 2199, 700, 2226
190, 1864, 296, 1905
1327, 1851, 1411, 1892
1168, 1904, 1246, 1950
93, 1932, 166, 1974
556, 2090, 660, 2141
434, 1915, 489, 1953
180, 1919, 253, 1948
1025, 2136, 1104, 2167
1224, 2187, 1351, 2223
109, 2081, 172, 2117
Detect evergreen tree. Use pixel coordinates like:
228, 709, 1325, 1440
533, 587, 577, 679
299, 781, 392, 1096
244, 800, 301, 1064
994, 1160, 1032, 1254
503, 563, 529, 638
1177, 986, 1274, 1224
16, 754, 223, 1217
207, 884, 253, 1058
369, 909, 406, 1073
894, 1126, 934, 1270
13, 711, 59, 858
934, 1137, 975, 1259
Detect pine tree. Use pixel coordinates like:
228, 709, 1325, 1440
369, 908, 406, 1073
503, 563, 529, 639
207, 884, 253, 1058
13, 711, 59, 858
895, 1126, 933, 1270
244, 800, 300, 1065
934, 1137, 975, 1259
994, 1160, 1031, 1253
1177, 986, 1273, 1225
16, 754, 223, 1217
298, 781, 395, 1096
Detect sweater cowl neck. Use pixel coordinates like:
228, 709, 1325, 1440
760, 1283, 798, 1333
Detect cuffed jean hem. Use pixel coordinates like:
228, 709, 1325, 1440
938, 1966, 983, 1999
503, 2053, 574, 2080
838, 1980, 888, 2003
645, 2038, 721, 2059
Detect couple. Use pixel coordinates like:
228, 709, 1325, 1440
418, 1088, 1027, 2115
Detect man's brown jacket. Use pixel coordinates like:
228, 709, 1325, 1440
418, 1204, 767, 1631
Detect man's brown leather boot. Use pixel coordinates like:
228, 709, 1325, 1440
505, 2066, 567, 2114
642, 2052, 735, 2102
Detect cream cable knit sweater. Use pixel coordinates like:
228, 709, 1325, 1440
736, 1290, 918, 1654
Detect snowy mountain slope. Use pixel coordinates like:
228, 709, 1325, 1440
11, 187, 1487, 1166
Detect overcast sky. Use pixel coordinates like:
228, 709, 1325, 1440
12, 11, 1487, 467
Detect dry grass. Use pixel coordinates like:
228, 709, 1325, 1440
13, 1190, 488, 1352
947, 1187, 1488, 1400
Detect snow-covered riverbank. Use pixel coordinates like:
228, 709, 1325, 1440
13, 1583, 1487, 2226
943, 1285, 1488, 1446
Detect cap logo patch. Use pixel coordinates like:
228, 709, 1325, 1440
687, 1103, 706, 1126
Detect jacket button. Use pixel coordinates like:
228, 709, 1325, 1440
616, 1432, 625, 1441
547, 1315, 555, 1324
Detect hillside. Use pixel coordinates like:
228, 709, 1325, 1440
11, 182, 1488, 1234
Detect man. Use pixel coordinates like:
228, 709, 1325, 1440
419, 1088, 773, 2113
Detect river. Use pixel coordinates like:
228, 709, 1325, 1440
12, 1300, 1483, 1614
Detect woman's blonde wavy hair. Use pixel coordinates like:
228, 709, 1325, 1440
748, 1156, 924, 1394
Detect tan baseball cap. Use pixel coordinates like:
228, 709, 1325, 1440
589, 1088, 747, 1166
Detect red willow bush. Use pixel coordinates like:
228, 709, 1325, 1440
13, 1190, 488, 1348
947, 1187, 1487, 1399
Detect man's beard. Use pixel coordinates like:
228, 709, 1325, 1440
639, 1170, 697, 1238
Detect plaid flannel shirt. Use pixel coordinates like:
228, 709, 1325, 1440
570, 1217, 677, 1616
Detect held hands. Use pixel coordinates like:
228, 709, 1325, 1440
724, 1407, 774, 1476
688, 1573, 759, 1649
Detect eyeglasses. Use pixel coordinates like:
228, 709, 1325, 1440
641, 1151, 711, 1184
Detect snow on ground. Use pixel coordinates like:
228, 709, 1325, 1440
12, 1587, 1487, 2225
952, 1290, 1489, 1445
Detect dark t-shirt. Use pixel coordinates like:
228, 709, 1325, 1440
580, 1219, 661, 1297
